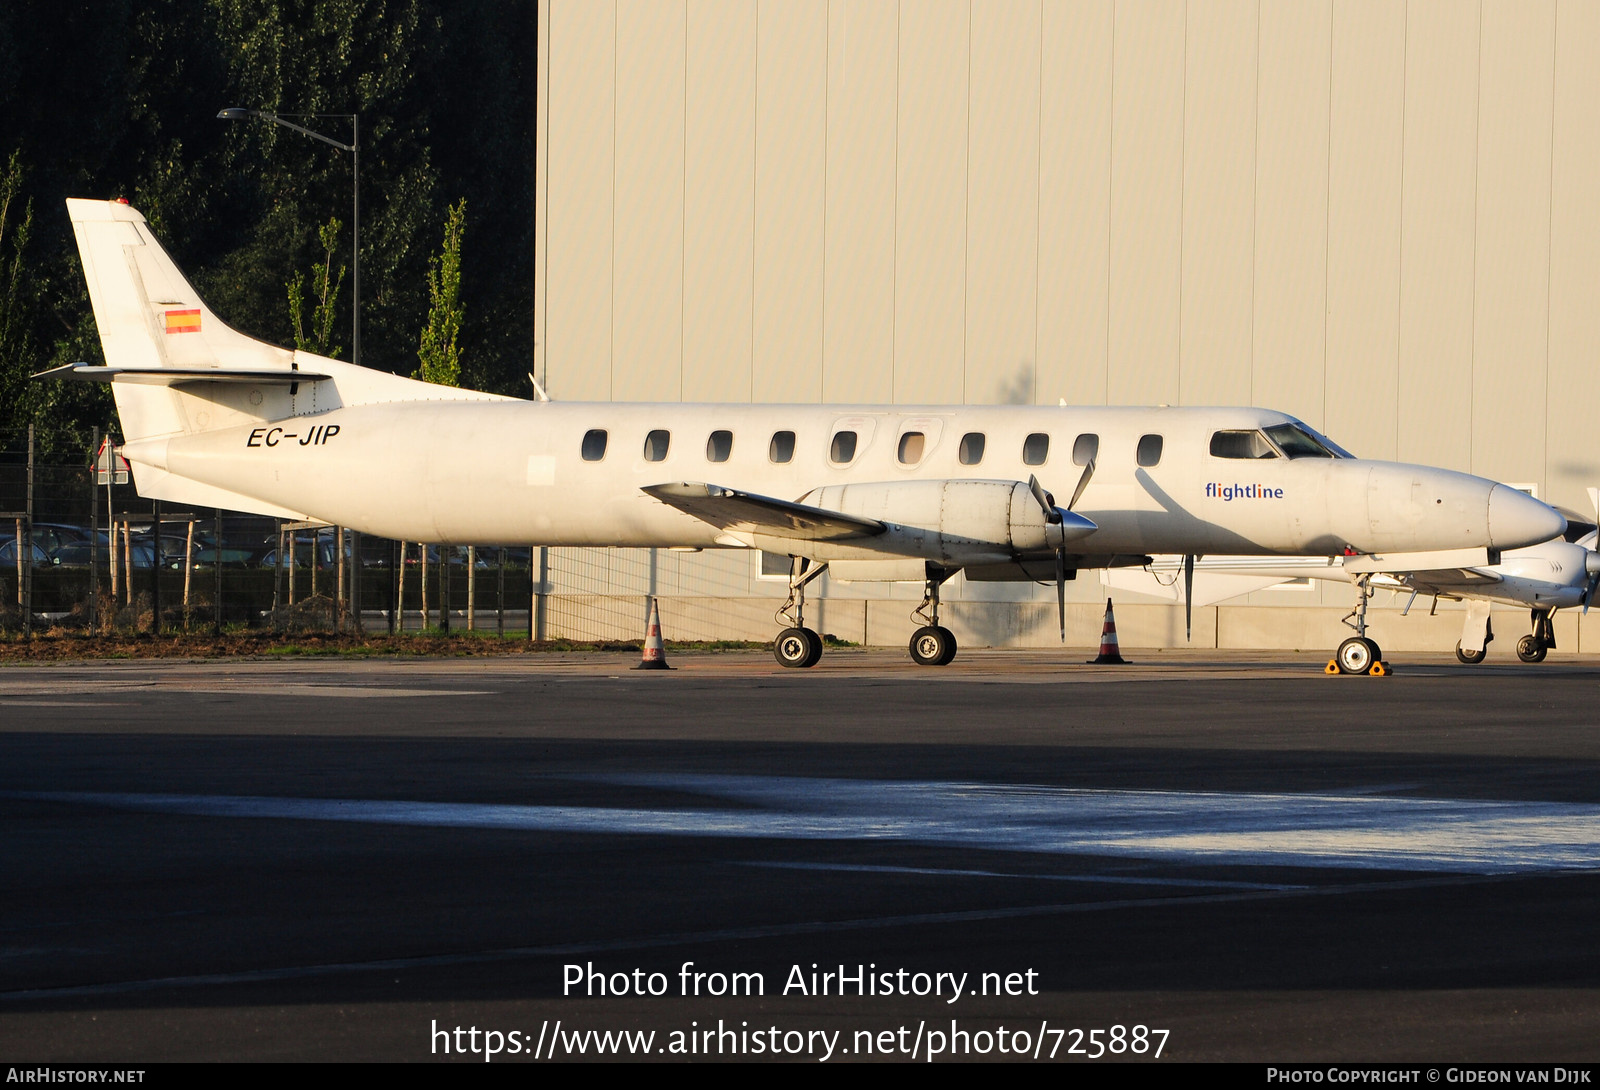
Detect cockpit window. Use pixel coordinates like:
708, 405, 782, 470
1210, 430, 1278, 459
1263, 423, 1338, 459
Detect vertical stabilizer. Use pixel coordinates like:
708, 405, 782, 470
67, 198, 295, 443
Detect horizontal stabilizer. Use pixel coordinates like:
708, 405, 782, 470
34, 364, 330, 385
643, 482, 886, 541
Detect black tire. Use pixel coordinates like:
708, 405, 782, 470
1455, 640, 1487, 665
801, 627, 824, 668
1336, 636, 1375, 675
909, 625, 953, 666
1516, 634, 1548, 664
775, 627, 816, 668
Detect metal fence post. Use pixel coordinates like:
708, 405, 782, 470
23, 424, 33, 638
534, 545, 548, 642
213, 508, 223, 636
150, 498, 161, 633
89, 429, 99, 633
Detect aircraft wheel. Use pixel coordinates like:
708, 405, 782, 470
801, 627, 824, 667
1336, 636, 1377, 675
1455, 641, 1487, 665
910, 625, 955, 666
775, 627, 821, 668
1516, 634, 1548, 664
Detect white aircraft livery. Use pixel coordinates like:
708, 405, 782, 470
44, 198, 1566, 671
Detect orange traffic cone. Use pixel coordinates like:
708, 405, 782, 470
1087, 598, 1129, 664
634, 596, 672, 670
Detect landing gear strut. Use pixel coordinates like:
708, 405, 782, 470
773, 557, 827, 668
909, 566, 958, 666
1333, 573, 1385, 675
1517, 609, 1555, 664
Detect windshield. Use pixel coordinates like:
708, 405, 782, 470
1264, 423, 1341, 459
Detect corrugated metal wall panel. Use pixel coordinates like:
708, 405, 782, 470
1107, 0, 1184, 407
684, 0, 757, 404
894, 0, 970, 404
1252, 0, 1331, 429
752, 0, 827, 403
1324, 0, 1404, 462
613, 1, 686, 403
1546, 0, 1600, 513
1396, 0, 1479, 471
543, 0, 615, 401
1179, 0, 1256, 410
1470, 0, 1554, 488
822, 0, 898, 404
965, 0, 1041, 407
1036, 0, 1112, 407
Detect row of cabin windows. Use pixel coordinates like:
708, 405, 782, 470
579, 428, 1165, 467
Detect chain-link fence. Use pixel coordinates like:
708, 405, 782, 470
0, 428, 539, 638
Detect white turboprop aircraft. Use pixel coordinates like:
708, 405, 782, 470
41, 198, 1567, 671
1106, 515, 1600, 667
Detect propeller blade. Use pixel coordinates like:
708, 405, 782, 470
1585, 564, 1600, 615
1183, 553, 1195, 642
1067, 458, 1096, 511
1056, 548, 1067, 642
1028, 475, 1062, 524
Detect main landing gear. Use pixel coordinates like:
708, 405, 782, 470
1330, 573, 1389, 676
909, 566, 958, 666
773, 557, 827, 668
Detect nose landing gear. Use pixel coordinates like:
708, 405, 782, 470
1516, 608, 1555, 663
1330, 573, 1389, 675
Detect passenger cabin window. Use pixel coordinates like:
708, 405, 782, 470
706, 430, 733, 462
769, 430, 796, 463
644, 429, 670, 462
959, 432, 985, 465
830, 430, 858, 464
1072, 433, 1099, 466
581, 429, 608, 461
1136, 434, 1164, 467
1263, 423, 1338, 459
1210, 430, 1278, 459
897, 432, 925, 464
1023, 433, 1049, 466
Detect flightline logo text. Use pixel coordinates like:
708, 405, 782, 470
1206, 482, 1285, 501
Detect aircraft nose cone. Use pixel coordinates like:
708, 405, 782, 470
1488, 485, 1566, 550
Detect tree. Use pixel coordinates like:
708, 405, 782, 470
414, 198, 464, 387
286, 216, 346, 358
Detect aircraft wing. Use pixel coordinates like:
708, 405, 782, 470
643, 482, 887, 542
1393, 567, 1502, 595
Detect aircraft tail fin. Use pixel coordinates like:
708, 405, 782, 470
66, 197, 299, 444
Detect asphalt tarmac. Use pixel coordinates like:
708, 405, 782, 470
2, 647, 1599, 1062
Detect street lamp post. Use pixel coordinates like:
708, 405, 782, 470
217, 108, 360, 369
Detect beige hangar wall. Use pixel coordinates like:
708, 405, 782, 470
532, 0, 1600, 652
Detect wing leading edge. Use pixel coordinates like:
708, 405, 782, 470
642, 482, 887, 542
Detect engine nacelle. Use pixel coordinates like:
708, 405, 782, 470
798, 479, 1097, 565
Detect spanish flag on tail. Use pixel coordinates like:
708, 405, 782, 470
163, 308, 201, 334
